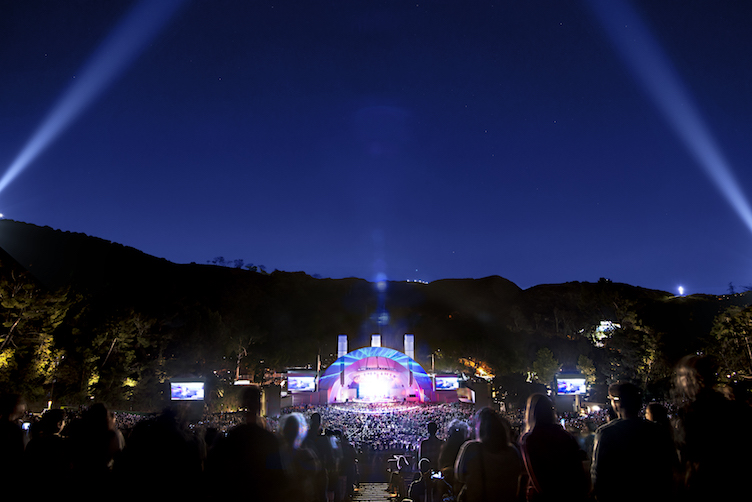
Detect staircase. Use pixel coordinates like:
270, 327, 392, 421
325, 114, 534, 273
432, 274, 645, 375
352, 482, 400, 501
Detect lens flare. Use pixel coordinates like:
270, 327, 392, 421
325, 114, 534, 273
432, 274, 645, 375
587, 0, 752, 234
0, 0, 185, 195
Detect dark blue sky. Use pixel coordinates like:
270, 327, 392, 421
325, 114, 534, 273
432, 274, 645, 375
2, 1, 751, 294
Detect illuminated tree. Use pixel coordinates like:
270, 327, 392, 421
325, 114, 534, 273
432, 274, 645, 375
709, 305, 752, 381
532, 348, 560, 387
577, 355, 597, 385
0, 268, 73, 402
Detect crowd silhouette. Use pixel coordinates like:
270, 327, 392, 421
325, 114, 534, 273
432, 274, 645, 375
2, 355, 751, 501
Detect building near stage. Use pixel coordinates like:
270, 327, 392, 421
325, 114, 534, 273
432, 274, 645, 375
283, 334, 469, 406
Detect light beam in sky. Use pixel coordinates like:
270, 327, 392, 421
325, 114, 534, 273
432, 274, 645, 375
0, 0, 185, 195
587, 0, 752, 235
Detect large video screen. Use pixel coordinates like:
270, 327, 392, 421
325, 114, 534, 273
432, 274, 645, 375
288, 376, 316, 392
170, 381, 205, 401
557, 377, 587, 395
435, 376, 460, 390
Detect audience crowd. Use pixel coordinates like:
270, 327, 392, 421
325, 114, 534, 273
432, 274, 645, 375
2, 354, 751, 501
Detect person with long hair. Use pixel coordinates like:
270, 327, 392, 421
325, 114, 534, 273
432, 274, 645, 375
673, 355, 752, 502
454, 407, 523, 502
520, 394, 589, 502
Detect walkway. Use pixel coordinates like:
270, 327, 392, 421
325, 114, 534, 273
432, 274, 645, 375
352, 482, 398, 501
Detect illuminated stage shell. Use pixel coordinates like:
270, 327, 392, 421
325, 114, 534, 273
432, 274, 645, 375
318, 347, 433, 403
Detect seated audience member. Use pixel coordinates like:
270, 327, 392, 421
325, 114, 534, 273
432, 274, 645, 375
407, 457, 447, 502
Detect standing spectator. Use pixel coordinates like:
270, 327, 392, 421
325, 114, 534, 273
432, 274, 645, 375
455, 407, 523, 502
279, 412, 324, 502
68, 403, 123, 490
591, 383, 677, 502
205, 386, 286, 501
23, 408, 70, 490
0, 393, 26, 479
520, 394, 589, 502
115, 407, 205, 499
645, 402, 674, 442
673, 355, 752, 502
419, 421, 444, 468
304, 412, 335, 501
439, 419, 469, 496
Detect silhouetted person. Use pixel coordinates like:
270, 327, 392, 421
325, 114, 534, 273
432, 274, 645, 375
419, 421, 444, 470
455, 407, 523, 502
0, 393, 26, 480
68, 403, 123, 490
520, 394, 589, 502
591, 383, 677, 502
279, 412, 325, 502
673, 355, 752, 502
387, 453, 410, 499
438, 419, 468, 496
303, 412, 335, 501
23, 408, 70, 490
407, 457, 445, 502
115, 407, 204, 499
205, 386, 285, 501
339, 431, 358, 500
645, 402, 674, 443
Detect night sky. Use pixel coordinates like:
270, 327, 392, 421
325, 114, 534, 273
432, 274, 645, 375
2, 1, 751, 295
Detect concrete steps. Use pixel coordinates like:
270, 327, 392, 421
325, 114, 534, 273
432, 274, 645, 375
352, 482, 400, 501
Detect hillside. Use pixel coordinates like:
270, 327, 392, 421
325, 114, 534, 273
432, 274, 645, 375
0, 219, 749, 408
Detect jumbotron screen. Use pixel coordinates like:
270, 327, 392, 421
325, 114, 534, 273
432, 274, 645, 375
557, 377, 587, 395
288, 375, 316, 392
435, 376, 460, 390
170, 381, 205, 401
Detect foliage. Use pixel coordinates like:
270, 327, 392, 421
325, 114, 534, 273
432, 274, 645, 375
532, 348, 560, 387
4, 220, 752, 410
0, 269, 73, 402
577, 355, 597, 385
708, 305, 752, 381
207, 256, 268, 273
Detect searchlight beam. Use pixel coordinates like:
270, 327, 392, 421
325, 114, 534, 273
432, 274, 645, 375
588, 0, 752, 234
0, 0, 185, 195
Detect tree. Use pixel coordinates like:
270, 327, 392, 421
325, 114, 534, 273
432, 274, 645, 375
532, 348, 560, 387
0, 269, 73, 402
577, 355, 597, 385
708, 305, 752, 381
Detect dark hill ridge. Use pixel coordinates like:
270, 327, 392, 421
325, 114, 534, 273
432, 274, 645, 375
0, 219, 749, 384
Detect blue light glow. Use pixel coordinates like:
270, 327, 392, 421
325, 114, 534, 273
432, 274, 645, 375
588, 0, 752, 234
0, 0, 185, 195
